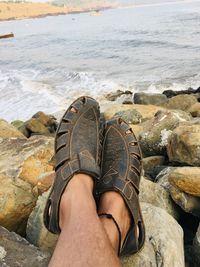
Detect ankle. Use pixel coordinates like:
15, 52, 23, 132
59, 173, 94, 229
98, 191, 131, 248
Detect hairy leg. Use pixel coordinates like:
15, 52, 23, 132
48, 174, 122, 267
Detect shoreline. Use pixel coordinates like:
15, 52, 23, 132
0, 3, 114, 22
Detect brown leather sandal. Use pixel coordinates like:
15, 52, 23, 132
43, 96, 102, 234
97, 118, 145, 256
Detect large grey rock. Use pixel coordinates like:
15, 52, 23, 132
140, 177, 179, 219
0, 226, 50, 267
139, 110, 191, 156
121, 203, 184, 267
167, 124, 200, 166
113, 109, 142, 124
134, 92, 168, 106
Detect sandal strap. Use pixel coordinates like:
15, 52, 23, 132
61, 150, 100, 180
44, 151, 100, 234
98, 213, 121, 255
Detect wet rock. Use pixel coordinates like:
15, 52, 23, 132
189, 102, 200, 117
121, 203, 184, 267
139, 110, 191, 156
105, 90, 132, 101
0, 226, 50, 267
134, 92, 168, 106
140, 177, 179, 219
104, 104, 166, 122
164, 95, 197, 111
27, 190, 58, 253
168, 167, 200, 197
0, 136, 54, 233
113, 109, 142, 124
0, 119, 25, 138
167, 124, 200, 166
162, 86, 200, 98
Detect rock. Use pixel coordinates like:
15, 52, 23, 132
0, 136, 54, 233
140, 177, 179, 219
11, 120, 24, 129
156, 167, 200, 217
32, 111, 57, 133
164, 95, 197, 111
189, 102, 200, 117
0, 226, 50, 267
122, 100, 133, 104
0, 119, 25, 138
139, 110, 191, 156
167, 124, 200, 166
0, 174, 36, 233
142, 156, 165, 178
121, 203, 184, 267
134, 92, 168, 106
33, 171, 55, 196
104, 104, 166, 122
27, 190, 58, 253
168, 167, 200, 197
105, 90, 132, 101
113, 109, 142, 124
169, 186, 200, 218
193, 224, 200, 266
24, 118, 50, 136
163, 86, 200, 98
18, 124, 30, 138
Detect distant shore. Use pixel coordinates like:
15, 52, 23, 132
0, 2, 115, 22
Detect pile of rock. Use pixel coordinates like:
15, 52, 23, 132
0, 91, 200, 266
12, 111, 58, 138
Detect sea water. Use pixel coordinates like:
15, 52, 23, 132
0, 0, 200, 121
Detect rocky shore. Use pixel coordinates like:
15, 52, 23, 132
0, 88, 200, 267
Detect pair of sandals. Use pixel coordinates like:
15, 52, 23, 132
43, 96, 145, 256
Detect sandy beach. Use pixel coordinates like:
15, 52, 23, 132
0, 2, 113, 21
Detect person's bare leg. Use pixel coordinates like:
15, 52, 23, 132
48, 174, 122, 267
98, 192, 139, 254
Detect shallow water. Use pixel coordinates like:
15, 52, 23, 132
0, 0, 200, 121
